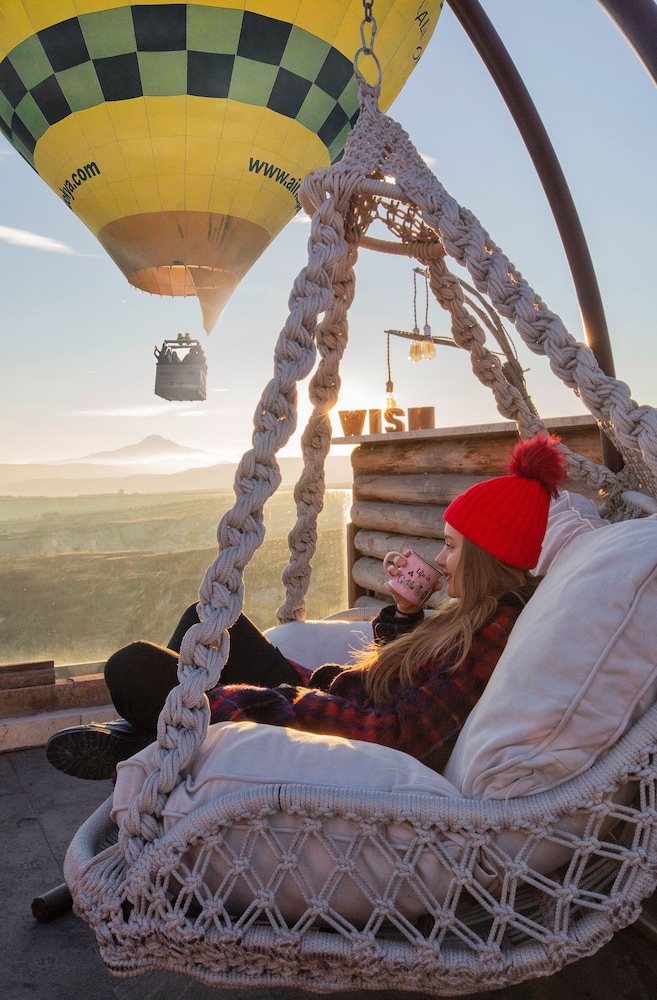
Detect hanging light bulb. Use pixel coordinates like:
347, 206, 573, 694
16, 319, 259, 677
409, 340, 423, 362
422, 322, 436, 360
385, 333, 397, 408
408, 323, 422, 362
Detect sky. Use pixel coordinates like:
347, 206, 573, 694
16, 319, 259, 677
1, 0, 656, 467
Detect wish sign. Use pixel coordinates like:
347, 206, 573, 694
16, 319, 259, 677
383, 406, 435, 433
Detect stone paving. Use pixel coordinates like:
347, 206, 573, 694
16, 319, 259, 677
3, 745, 657, 1000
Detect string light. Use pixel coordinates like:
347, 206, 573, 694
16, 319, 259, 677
385, 265, 457, 409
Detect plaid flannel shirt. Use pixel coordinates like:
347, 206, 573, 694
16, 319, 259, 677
207, 592, 529, 767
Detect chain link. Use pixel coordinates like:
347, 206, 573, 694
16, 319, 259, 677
359, 13, 377, 54
354, 0, 382, 85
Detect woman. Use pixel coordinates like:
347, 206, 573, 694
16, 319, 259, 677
46, 434, 566, 780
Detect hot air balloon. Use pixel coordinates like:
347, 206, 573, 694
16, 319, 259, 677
0, 1, 441, 335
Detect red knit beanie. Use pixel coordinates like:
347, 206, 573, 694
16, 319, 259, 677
443, 434, 567, 569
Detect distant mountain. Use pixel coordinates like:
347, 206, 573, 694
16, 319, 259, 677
0, 437, 354, 496
71, 434, 215, 466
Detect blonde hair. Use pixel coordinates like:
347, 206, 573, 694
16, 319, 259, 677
358, 537, 539, 705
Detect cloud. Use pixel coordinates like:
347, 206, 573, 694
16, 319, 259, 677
70, 393, 229, 419
69, 403, 200, 418
0, 225, 81, 255
420, 152, 437, 167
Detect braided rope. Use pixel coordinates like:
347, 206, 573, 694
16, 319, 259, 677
121, 75, 657, 855
66, 73, 657, 991
340, 84, 657, 498
117, 180, 355, 857
276, 218, 359, 622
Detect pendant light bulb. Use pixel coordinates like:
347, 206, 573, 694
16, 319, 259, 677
409, 340, 423, 363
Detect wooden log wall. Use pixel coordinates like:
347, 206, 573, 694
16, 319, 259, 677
342, 417, 603, 608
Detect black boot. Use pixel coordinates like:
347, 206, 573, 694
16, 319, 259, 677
45, 719, 152, 781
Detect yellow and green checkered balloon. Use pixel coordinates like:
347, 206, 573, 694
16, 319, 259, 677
0, 1, 442, 330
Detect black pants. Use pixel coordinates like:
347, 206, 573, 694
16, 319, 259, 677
104, 604, 300, 735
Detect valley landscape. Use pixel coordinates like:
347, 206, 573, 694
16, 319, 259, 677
0, 438, 352, 668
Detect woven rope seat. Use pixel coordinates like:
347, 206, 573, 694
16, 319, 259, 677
64, 75, 657, 995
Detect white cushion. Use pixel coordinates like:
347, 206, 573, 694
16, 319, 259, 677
445, 492, 657, 799
533, 489, 607, 574
112, 721, 467, 924
263, 619, 374, 669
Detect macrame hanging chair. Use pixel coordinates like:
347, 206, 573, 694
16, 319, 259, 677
63, 44, 657, 997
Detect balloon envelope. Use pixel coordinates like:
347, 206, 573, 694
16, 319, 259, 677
0, 1, 442, 331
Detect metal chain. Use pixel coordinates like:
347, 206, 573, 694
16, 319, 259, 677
354, 0, 382, 85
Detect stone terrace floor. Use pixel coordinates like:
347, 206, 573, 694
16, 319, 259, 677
3, 743, 657, 1000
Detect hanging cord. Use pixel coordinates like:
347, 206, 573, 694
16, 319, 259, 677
413, 268, 418, 332
387, 330, 393, 387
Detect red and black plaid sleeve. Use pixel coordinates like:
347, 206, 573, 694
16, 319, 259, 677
207, 597, 525, 766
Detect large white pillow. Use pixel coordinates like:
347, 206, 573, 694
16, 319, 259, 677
533, 488, 608, 574
446, 493, 657, 799
112, 721, 470, 924
263, 618, 375, 669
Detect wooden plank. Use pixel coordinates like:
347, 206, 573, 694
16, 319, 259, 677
351, 500, 446, 538
354, 594, 387, 610
354, 472, 488, 504
353, 529, 444, 563
346, 520, 367, 607
0, 675, 110, 718
351, 556, 445, 610
350, 555, 387, 599
0, 660, 55, 690
354, 471, 599, 506
353, 436, 518, 476
351, 420, 602, 476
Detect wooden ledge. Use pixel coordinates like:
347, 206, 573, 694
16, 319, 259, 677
332, 413, 597, 446
0, 661, 55, 690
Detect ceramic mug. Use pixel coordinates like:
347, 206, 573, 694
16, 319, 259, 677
383, 549, 443, 606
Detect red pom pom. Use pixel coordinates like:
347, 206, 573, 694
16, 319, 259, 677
507, 434, 567, 499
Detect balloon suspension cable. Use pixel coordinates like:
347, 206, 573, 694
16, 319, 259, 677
354, 0, 382, 85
